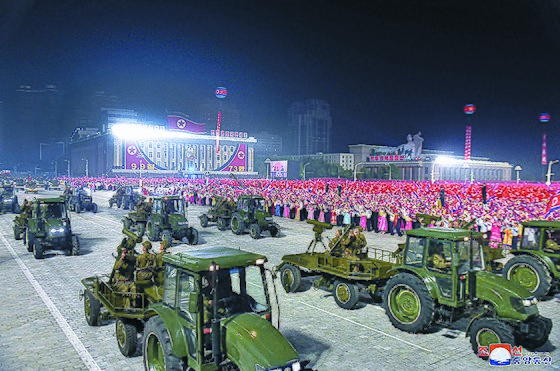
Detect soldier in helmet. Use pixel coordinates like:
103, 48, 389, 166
136, 240, 155, 281
329, 229, 343, 256
112, 246, 136, 308
153, 240, 170, 286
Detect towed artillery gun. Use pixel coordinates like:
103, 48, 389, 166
230, 195, 280, 239
67, 186, 98, 213
109, 185, 143, 210
121, 198, 149, 237
82, 242, 311, 370
24, 181, 39, 194
199, 196, 235, 231
17, 197, 79, 259
280, 223, 552, 356
145, 195, 199, 246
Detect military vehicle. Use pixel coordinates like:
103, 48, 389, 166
82, 245, 311, 370
122, 202, 149, 237
280, 223, 552, 356
15, 178, 25, 190
109, 185, 143, 210
67, 186, 98, 213
145, 195, 199, 245
230, 195, 280, 239
198, 196, 234, 231
22, 197, 80, 259
502, 220, 560, 299
0, 185, 20, 213
49, 179, 63, 190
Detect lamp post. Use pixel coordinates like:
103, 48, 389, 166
64, 160, 70, 177
353, 162, 364, 181
81, 158, 89, 177
546, 160, 558, 186
334, 163, 341, 178
51, 160, 58, 178
514, 165, 522, 184
264, 158, 271, 180
303, 162, 311, 181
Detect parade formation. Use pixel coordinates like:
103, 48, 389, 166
0, 176, 558, 370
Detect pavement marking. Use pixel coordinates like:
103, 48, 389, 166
296, 300, 433, 353
0, 233, 102, 371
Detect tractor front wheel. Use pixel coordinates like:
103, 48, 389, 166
33, 238, 44, 259
200, 214, 209, 228
515, 315, 552, 349
217, 218, 228, 231
250, 224, 261, 239
468, 317, 514, 358
230, 213, 245, 235
143, 317, 183, 371
188, 228, 199, 245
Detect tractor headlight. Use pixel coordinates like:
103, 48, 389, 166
265, 217, 273, 221
256, 362, 301, 371
256, 258, 266, 265
521, 299, 531, 307
292, 362, 301, 371
49, 227, 66, 237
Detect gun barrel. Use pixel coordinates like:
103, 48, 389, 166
306, 219, 333, 229
122, 227, 142, 243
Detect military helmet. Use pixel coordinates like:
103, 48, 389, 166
142, 240, 152, 249
161, 240, 170, 250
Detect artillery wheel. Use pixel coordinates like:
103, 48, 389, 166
504, 255, 552, 299
200, 214, 209, 228
146, 218, 161, 242
333, 280, 359, 309
469, 318, 514, 358
14, 225, 22, 240
161, 230, 173, 246
84, 291, 101, 326
279, 264, 302, 293
116, 318, 138, 357
72, 235, 80, 256
188, 228, 199, 245
270, 226, 279, 237
250, 224, 261, 239
33, 238, 44, 259
217, 218, 228, 231
92, 203, 98, 213
515, 315, 552, 349
230, 213, 245, 235
383, 273, 435, 333
27, 232, 35, 252
122, 217, 132, 229
143, 316, 183, 371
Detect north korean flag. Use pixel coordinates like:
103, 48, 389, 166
545, 191, 560, 218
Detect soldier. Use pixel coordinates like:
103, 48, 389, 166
112, 247, 136, 308
116, 237, 128, 257
328, 229, 343, 255
153, 240, 170, 286
136, 241, 155, 281
353, 226, 368, 258
341, 229, 357, 258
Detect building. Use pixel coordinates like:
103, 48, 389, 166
253, 131, 283, 157
349, 143, 513, 181
287, 99, 332, 155
287, 152, 354, 171
69, 112, 257, 177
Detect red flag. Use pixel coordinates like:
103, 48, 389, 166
545, 191, 560, 217
542, 133, 547, 165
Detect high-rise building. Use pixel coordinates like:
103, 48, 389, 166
254, 131, 283, 157
287, 99, 332, 155
198, 98, 242, 132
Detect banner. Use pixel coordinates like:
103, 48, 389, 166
542, 133, 547, 166
216, 144, 247, 172
124, 141, 158, 171
464, 126, 472, 161
270, 160, 288, 178
167, 113, 206, 134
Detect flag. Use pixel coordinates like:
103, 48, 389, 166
167, 113, 207, 133
545, 191, 560, 218
542, 133, 547, 166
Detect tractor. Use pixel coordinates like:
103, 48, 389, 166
198, 196, 235, 231
145, 195, 199, 245
230, 195, 280, 239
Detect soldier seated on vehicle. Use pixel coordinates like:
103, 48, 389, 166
352, 226, 368, 259
136, 240, 155, 283
544, 232, 560, 254
112, 247, 137, 308
153, 240, 169, 286
342, 229, 358, 259
428, 242, 451, 271
328, 229, 343, 256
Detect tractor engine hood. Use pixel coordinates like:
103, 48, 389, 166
223, 313, 300, 370
475, 270, 539, 321
168, 214, 188, 228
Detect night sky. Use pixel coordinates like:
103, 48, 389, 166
2, 0, 560, 180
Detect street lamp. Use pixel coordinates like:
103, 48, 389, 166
264, 158, 271, 180
546, 160, 558, 186
64, 159, 70, 177
514, 165, 522, 184
51, 160, 58, 178
81, 158, 89, 177
303, 162, 311, 181
353, 162, 364, 181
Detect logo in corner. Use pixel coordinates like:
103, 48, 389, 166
489, 343, 511, 366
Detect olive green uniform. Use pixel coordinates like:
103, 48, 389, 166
112, 256, 136, 308
136, 252, 154, 281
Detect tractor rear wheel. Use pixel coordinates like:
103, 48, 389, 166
504, 255, 552, 299
27, 232, 35, 252
116, 318, 138, 357
270, 226, 279, 237
279, 264, 302, 293
383, 273, 435, 333
84, 291, 101, 326
468, 318, 514, 358
333, 280, 359, 309
72, 235, 80, 256
231, 213, 244, 235
147, 219, 161, 242
143, 317, 183, 371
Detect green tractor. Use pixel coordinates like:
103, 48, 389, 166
199, 196, 235, 231
82, 245, 311, 370
280, 224, 552, 356
502, 220, 560, 299
230, 195, 280, 239
122, 202, 149, 238
383, 227, 551, 356
0, 184, 20, 213
67, 186, 98, 213
278, 221, 400, 309
145, 195, 199, 246
22, 197, 80, 259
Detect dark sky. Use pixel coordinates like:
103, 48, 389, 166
2, 0, 560, 179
